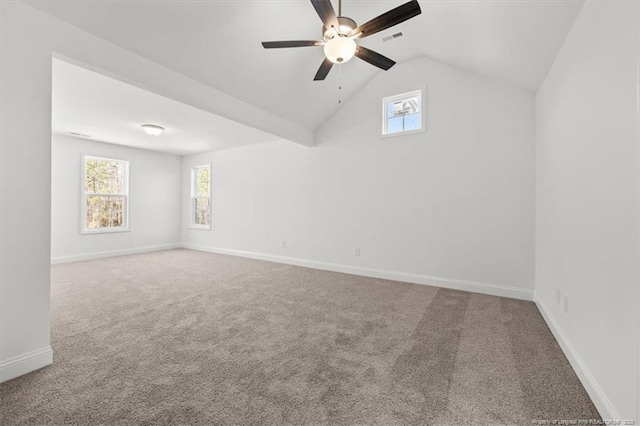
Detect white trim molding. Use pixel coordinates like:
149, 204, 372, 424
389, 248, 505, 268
51, 243, 181, 265
0, 346, 53, 383
535, 295, 620, 421
181, 243, 533, 301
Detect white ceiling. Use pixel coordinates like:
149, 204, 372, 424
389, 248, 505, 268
37, 0, 584, 132
52, 58, 281, 156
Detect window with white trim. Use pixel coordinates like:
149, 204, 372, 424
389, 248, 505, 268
191, 165, 211, 229
83, 155, 129, 233
382, 90, 423, 136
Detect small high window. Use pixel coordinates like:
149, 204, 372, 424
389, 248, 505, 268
191, 165, 211, 229
83, 155, 129, 233
382, 90, 423, 136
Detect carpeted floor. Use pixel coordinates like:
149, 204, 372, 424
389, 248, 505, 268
1, 249, 599, 425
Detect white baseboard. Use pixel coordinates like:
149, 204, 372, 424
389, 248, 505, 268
0, 346, 53, 383
181, 243, 533, 301
535, 295, 619, 420
51, 243, 181, 264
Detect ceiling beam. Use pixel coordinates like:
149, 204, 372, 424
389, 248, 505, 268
51, 52, 315, 148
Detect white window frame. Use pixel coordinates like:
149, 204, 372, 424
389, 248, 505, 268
190, 164, 212, 230
81, 154, 130, 234
381, 89, 425, 137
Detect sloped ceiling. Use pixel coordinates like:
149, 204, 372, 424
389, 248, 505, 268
28, 0, 583, 132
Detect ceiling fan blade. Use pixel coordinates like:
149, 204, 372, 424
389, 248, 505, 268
355, 46, 396, 70
351, 0, 421, 39
310, 0, 340, 30
262, 40, 323, 49
314, 58, 334, 81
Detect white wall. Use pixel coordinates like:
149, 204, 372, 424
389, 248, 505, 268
51, 135, 182, 263
0, 1, 309, 382
535, 0, 639, 420
183, 56, 536, 300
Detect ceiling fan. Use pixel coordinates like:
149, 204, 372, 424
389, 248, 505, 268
261, 0, 422, 81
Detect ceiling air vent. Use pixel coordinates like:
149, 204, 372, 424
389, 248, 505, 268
69, 132, 92, 138
382, 32, 404, 42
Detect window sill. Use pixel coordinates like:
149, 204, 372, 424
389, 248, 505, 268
189, 225, 211, 231
81, 228, 130, 235
380, 128, 425, 139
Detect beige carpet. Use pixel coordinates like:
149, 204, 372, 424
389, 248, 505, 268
1, 249, 599, 425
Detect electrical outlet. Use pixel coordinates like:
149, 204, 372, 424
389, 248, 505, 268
281, 240, 286, 248
563, 294, 569, 314
556, 288, 561, 304
355, 248, 360, 257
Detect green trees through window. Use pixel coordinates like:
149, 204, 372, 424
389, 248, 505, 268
192, 165, 211, 228
84, 156, 128, 231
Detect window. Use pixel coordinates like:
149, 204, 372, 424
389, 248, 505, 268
382, 89, 423, 136
191, 165, 211, 229
83, 155, 129, 233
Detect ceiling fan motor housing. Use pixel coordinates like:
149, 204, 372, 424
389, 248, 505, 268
322, 16, 357, 40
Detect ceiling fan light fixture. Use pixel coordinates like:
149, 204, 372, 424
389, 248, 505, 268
261, 0, 421, 80
141, 124, 165, 136
323, 36, 356, 64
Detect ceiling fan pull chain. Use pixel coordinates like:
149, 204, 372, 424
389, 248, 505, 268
338, 63, 342, 105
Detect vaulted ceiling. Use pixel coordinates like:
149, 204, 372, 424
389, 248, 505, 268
29, 0, 584, 132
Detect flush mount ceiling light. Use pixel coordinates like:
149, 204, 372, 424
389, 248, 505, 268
261, 0, 421, 80
141, 124, 165, 136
